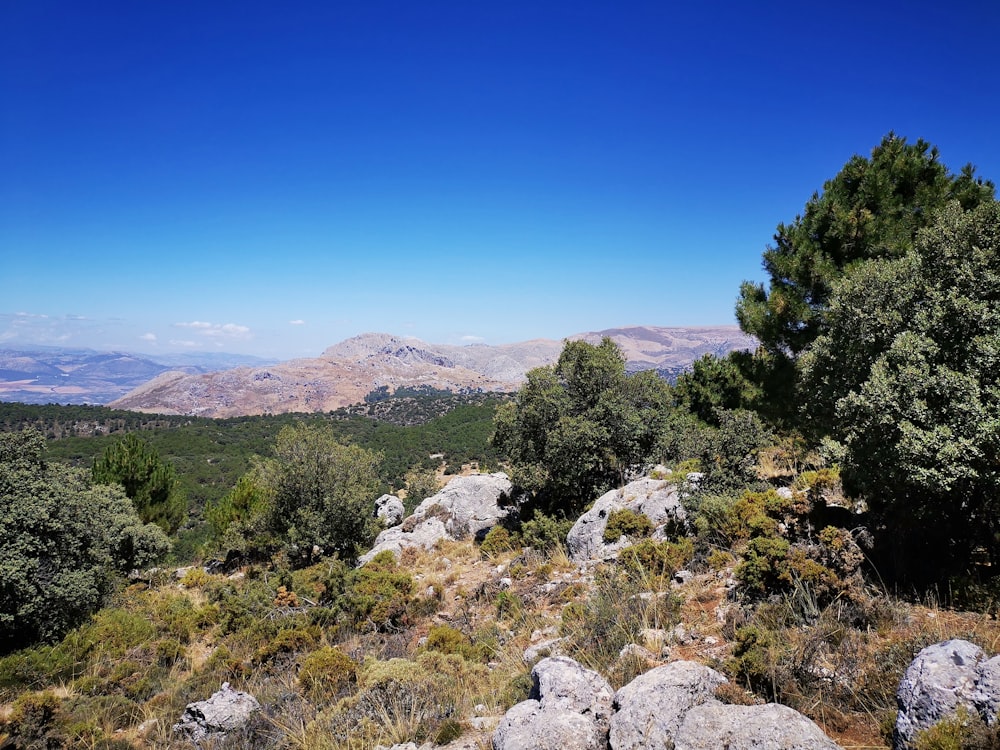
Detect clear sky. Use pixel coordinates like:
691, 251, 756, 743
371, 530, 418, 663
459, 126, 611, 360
2, 1, 998, 359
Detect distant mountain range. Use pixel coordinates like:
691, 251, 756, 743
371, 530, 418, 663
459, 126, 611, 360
0, 346, 277, 406
105, 326, 756, 418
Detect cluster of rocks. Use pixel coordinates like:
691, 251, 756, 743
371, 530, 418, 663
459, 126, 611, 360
360, 472, 513, 565
493, 656, 840, 750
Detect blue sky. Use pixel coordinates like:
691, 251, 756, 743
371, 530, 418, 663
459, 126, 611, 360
2, 1, 998, 359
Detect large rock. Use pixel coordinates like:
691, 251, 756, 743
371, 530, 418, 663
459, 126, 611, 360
413, 472, 513, 540
360, 474, 513, 564
609, 660, 726, 749
567, 477, 684, 563
493, 656, 613, 750
172, 682, 261, 742
375, 493, 405, 527
358, 517, 449, 565
674, 701, 842, 750
894, 639, 1000, 748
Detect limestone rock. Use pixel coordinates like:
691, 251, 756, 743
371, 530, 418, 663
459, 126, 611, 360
567, 477, 684, 563
375, 493, 405, 527
674, 701, 842, 750
531, 656, 614, 724
358, 517, 448, 565
493, 656, 613, 750
172, 682, 261, 742
360, 474, 513, 564
609, 660, 726, 749
894, 639, 997, 748
413, 472, 513, 540
492, 699, 604, 750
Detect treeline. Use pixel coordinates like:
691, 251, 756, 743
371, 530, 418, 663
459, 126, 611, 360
3, 396, 504, 527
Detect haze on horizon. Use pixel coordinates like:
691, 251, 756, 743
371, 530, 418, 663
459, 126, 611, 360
3, 1, 998, 360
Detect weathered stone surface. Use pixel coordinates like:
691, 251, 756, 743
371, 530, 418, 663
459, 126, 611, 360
532, 656, 614, 724
674, 701, 842, 750
493, 657, 613, 750
973, 655, 1000, 724
358, 517, 449, 565
609, 660, 726, 749
413, 472, 513, 540
360, 474, 513, 564
375, 493, 405, 527
567, 477, 684, 563
492, 700, 604, 750
172, 682, 261, 742
522, 637, 568, 664
895, 639, 993, 748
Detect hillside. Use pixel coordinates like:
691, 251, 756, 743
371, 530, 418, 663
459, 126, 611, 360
108, 326, 755, 417
0, 348, 275, 406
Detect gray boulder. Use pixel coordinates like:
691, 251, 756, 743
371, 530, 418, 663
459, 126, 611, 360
894, 639, 1000, 748
413, 472, 513, 540
375, 493, 405, 527
567, 477, 684, 563
361, 474, 513, 564
674, 701, 842, 749
493, 656, 613, 750
358, 517, 449, 565
172, 682, 261, 743
609, 660, 726, 749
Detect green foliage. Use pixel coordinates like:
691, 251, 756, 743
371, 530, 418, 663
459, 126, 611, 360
517, 512, 573, 554
0, 430, 170, 649
803, 200, 1000, 582
912, 707, 1000, 750
403, 466, 441, 507
479, 525, 515, 557
737, 133, 994, 358
342, 550, 413, 631
603, 508, 654, 543
424, 625, 481, 662
493, 338, 673, 516
675, 353, 762, 425
298, 647, 357, 704
92, 433, 185, 533
263, 424, 382, 565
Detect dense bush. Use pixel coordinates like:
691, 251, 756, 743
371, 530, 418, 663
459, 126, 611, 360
1, 430, 170, 650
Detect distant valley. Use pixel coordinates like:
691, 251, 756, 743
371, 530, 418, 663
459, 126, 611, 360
105, 326, 755, 417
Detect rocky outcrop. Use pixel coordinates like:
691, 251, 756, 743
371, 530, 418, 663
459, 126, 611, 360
358, 517, 449, 565
492, 657, 613, 750
894, 639, 1000, 748
375, 493, 405, 527
608, 661, 726, 749
360, 473, 513, 565
494, 658, 843, 750
172, 682, 261, 743
674, 701, 842, 749
567, 477, 685, 563
412, 472, 513, 540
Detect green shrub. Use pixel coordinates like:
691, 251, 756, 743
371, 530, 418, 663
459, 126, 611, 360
518, 513, 572, 553
425, 625, 481, 662
298, 647, 357, 704
603, 508, 654, 543
480, 525, 515, 557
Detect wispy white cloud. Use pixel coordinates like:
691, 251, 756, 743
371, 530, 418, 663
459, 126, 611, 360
461, 335, 485, 343
140, 332, 157, 342
173, 321, 253, 340
169, 339, 199, 348
289, 319, 305, 325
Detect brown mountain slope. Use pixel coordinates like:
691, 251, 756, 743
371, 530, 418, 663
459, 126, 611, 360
109, 326, 755, 417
